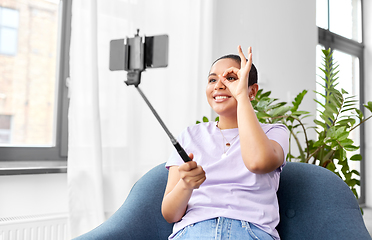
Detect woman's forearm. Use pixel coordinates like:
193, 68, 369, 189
162, 180, 193, 223
237, 95, 283, 174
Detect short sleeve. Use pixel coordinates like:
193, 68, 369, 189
165, 131, 186, 170
263, 124, 289, 172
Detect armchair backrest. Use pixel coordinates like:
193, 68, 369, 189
277, 162, 370, 240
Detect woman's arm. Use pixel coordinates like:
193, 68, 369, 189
236, 95, 285, 174
161, 154, 206, 223
221, 46, 285, 174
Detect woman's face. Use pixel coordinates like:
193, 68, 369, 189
206, 58, 240, 117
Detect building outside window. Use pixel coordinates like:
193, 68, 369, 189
0, 0, 70, 173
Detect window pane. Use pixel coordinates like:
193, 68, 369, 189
333, 50, 361, 197
0, 27, 18, 55
1, 7, 19, 28
0, 1, 61, 146
334, 50, 361, 197
0, 115, 12, 143
316, 46, 361, 197
316, 0, 328, 29
329, 0, 362, 42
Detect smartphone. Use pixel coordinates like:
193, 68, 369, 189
109, 34, 168, 71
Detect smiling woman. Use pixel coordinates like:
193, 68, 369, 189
162, 47, 289, 239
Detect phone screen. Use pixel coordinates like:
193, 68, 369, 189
145, 35, 168, 68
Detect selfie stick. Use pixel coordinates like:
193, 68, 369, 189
125, 70, 191, 162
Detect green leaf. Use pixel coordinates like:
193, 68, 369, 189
339, 138, 354, 147
203, 116, 209, 122
340, 109, 355, 115
344, 145, 359, 151
255, 97, 276, 111
256, 112, 272, 120
314, 99, 326, 109
337, 131, 349, 141
325, 109, 336, 121
326, 161, 336, 172
196, 121, 201, 124
350, 154, 362, 161
335, 148, 347, 161
355, 109, 364, 120
215, 116, 219, 122
314, 119, 327, 130
270, 106, 291, 117
325, 103, 338, 115
291, 90, 308, 112
320, 112, 334, 126
337, 118, 356, 127
364, 101, 372, 113
329, 93, 342, 109
351, 169, 360, 176
292, 111, 310, 115
267, 102, 287, 111
260, 91, 272, 98
321, 150, 335, 165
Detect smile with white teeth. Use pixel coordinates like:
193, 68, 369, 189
214, 96, 229, 100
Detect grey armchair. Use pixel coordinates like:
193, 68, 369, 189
74, 162, 371, 240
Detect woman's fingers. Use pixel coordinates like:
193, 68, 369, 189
238, 45, 247, 69
222, 66, 240, 77
245, 47, 252, 72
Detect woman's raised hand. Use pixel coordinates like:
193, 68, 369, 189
220, 46, 252, 101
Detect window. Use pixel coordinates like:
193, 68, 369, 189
316, 0, 365, 203
0, 115, 12, 143
0, 0, 71, 174
0, 7, 19, 55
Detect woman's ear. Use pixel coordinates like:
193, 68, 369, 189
248, 83, 259, 100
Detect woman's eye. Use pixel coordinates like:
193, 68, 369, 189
209, 79, 216, 83
227, 76, 236, 81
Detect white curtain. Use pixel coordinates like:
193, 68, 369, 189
67, 0, 213, 238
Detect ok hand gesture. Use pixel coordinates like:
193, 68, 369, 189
220, 46, 252, 102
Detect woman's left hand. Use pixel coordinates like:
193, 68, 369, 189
220, 46, 252, 101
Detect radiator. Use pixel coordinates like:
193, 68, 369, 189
0, 213, 68, 240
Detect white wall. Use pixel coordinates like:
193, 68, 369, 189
0, 173, 68, 217
363, 0, 372, 207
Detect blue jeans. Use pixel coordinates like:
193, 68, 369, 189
172, 217, 275, 240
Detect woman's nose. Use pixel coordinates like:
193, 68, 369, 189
215, 78, 226, 90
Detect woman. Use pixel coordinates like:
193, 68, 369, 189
161, 46, 289, 240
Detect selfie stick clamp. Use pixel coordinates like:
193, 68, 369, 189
125, 70, 142, 87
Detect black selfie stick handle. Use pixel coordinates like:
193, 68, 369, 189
173, 142, 192, 162
135, 86, 191, 162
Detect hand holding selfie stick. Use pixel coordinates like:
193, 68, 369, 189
113, 30, 191, 162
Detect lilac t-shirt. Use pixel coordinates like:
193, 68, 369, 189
165, 122, 289, 239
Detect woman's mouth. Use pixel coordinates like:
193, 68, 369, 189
214, 95, 231, 102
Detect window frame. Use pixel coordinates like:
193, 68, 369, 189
317, 0, 365, 205
0, 0, 71, 175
